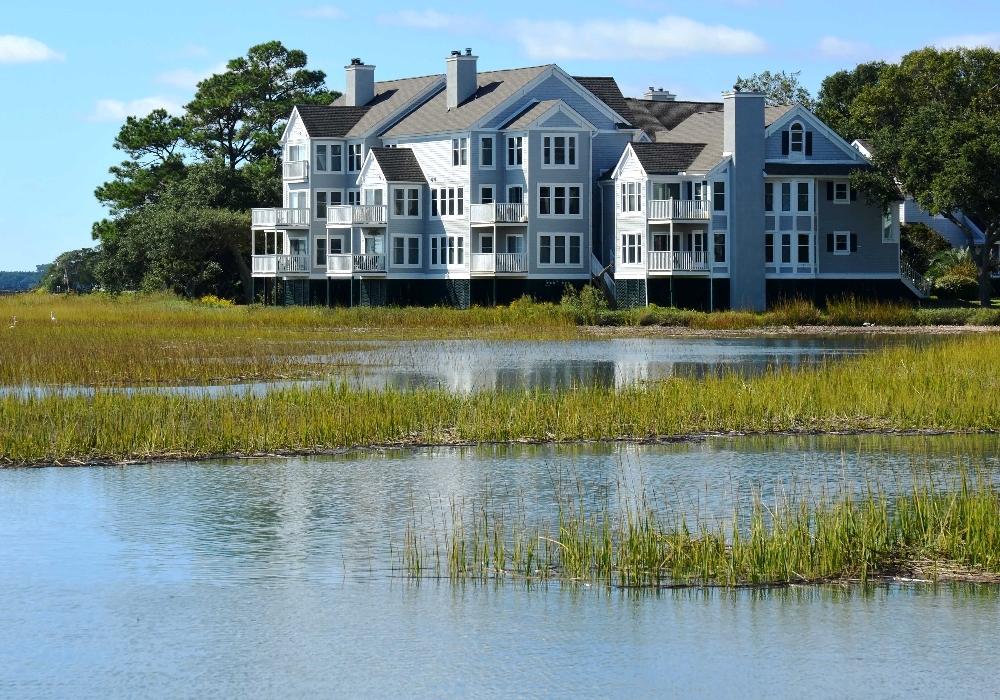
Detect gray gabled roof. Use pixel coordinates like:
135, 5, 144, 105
501, 99, 563, 130
369, 147, 427, 182
631, 142, 708, 175
383, 65, 551, 138
330, 74, 444, 138
294, 104, 370, 138
573, 76, 634, 125
625, 98, 723, 139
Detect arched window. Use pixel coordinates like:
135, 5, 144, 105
789, 122, 804, 153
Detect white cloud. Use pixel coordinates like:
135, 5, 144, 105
155, 62, 227, 89
512, 16, 766, 60
0, 35, 64, 63
300, 5, 345, 19
817, 36, 874, 60
379, 9, 480, 31
936, 33, 1000, 49
90, 96, 183, 122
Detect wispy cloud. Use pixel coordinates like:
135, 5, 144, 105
936, 33, 1000, 49
155, 62, 227, 89
817, 35, 875, 60
90, 96, 183, 122
378, 9, 481, 31
0, 35, 64, 64
300, 5, 345, 19
512, 16, 766, 60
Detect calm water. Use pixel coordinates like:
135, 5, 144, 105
2, 435, 999, 698
3, 334, 932, 397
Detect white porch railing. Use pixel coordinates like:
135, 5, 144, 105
252, 254, 309, 274
326, 205, 388, 226
353, 253, 386, 273
496, 252, 528, 273
251, 208, 311, 228
647, 250, 710, 271
470, 202, 528, 224
647, 199, 711, 220
326, 253, 353, 275
282, 160, 309, 181
471, 253, 495, 272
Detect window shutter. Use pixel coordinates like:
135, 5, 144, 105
850, 189, 857, 202
850, 233, 858, 253
781, 131, 789, 155
805, 132, 813, 156
826, 182, 834, 200
826, 234, 834, 253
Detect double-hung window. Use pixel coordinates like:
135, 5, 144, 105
620, 182, 642, 213
479, 185, 494, 204
713, 233, 726, 263
347, 190, 361, 206
480, 136, 494, 168
764, 182, 774, 211
392, 187, 420, 217
430, 236, 465, 265
452, 137, 468, 166
431, 187, 465, 217
834, 231, 851, 255
790, 123, 804, 154
765, 233, 774, 264
538, 234, 581, 266
315, 237, 327, 266
620, 233, 642, 264
781, 182, 792, 212
834, 182, 850, 203
392, 236, 420, 266
713, 182, 726, 211
542, 135, 576, 167
797, 182, 810, 212
798, 233, 811, 264
538, 185, 581, 216
348, 144, 362, 171
507, 136, 523, 166
314, 144, 343, 173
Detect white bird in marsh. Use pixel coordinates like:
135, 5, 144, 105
50, 311, 56, 322
7, 316, 15, 329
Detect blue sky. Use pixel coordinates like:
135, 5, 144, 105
3, 0, 999, 270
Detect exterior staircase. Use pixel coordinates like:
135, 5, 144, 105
900, 260, 932, 299
590, 253, 617, 306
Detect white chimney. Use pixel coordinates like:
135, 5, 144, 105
446, 48, 477, 110
345, 58, 375, 107
643, 87, 676, 102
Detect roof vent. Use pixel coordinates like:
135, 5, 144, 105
465, 48, 472, 56
451, 50, 462, 56
644, 87, 676, 102
350, 57, 363, 66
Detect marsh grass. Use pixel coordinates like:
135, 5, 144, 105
2, 333, 999, 466
396, 476, 1000, 588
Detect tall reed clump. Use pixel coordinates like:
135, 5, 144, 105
397, 477, 1000, 588
2, 333, 999, 466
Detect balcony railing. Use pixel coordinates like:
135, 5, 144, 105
282, 160, 309, 181
327, 205, 388, 226
252, 254, 309, 275
470, 202, 528, 224
647, 250, 710, 272
251, 208, 311, 228
353, 253, 386, 273
470, 252, 529, 273
326, 253, 353, 275
647, 199, 711, 221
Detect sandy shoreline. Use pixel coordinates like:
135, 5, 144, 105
581, 324, 1000, 338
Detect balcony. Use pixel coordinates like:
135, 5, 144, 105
647, 250, 710, 273
470, 202, 528, 225
326, 205, 388, 226
647, 199, 711, 221
251, 254, 310, 276
326, 253, 353, 276
251, 208, 311, 228
353, 253, 386, 273
323, 253, 386, 275
282, 160, 309, 182
471, 252, 528, 274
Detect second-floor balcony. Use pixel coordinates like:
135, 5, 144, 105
252, 254, 309, 276
471, 252, 528, 274
282, 160, 309, 182
647, 199, 711, 221
470, 202, 528, 225
327, 205, 388, 226
647, 250, 710, 272
251, 208, 311, 228
326, 253, 386, 275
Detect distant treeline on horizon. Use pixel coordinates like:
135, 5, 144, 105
0, 267, 48, 291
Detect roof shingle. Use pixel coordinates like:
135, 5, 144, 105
369, 147, 427, 182
294, 104, 370, 138
573, 77, 634, 124
630, 142, 708, 175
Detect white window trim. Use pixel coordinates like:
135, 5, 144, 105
479, 135, 496, 170
789, 121, 805, 160
796, 232, 813, 265
452, 137, 468, 167
537, 183, 583, 219
430, 185, 466, 219
619, 231, 644, 265
712, 231, 728, 264
833, 181, 850, 204
313, 189, 345, 220
619, 181, 644, 213
286, 190, 309, 210
541, 133, 578, 169
712, 181, 727, 213
506, 185, 524, 205
429, 235, 466, 267
390, 234, 422, 268
773, 179, 812, 214
390, 185, 421, 219
346, 189, 361, 206
833, 230, 851, 255
506, 134, 525, 168
327, 233, 347, 255
479, 233, 494, 254
537, 232, 583, 267
313, 142, 344, 174
314, 236, 328, 267
478, 184, 495, 204
347, 143, 363, 172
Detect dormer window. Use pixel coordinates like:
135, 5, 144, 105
790, 123, 804, 153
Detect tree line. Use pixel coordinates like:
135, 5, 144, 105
49, 42, 999, 305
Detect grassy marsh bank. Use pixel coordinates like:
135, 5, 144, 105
397, 477, 1000, 588
2, 334, 998, 466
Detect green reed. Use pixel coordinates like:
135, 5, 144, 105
396, 476, 1000, 588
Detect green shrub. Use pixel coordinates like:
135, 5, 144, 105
967, 308, 1000, 326
934, 273, 979, 300
914, 307, 974, 326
